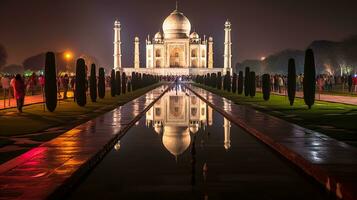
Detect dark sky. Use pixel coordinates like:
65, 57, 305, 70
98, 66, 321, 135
1, 0, 357, 68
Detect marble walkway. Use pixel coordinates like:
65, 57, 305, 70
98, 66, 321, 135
0, 85, 168, 200
0, 91, 74, 110
188, 84, 357, 200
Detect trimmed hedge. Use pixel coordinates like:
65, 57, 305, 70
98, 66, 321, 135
116, 71, 121, 95
89, 63, 97, 102
98, 67, 105, 99
262, 74, 270, 101
238, 71, 243, 94
75, 58, 87, 107
303, 49, 316, 109
287, 58, 296, 106
244, 67, 250, 96
44, 52, 57, 112
110, 69, 116, 97
232, 73, 237, 93
249, 71, 256, 97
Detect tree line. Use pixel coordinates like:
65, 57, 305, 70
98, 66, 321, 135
44, 52, 159, 112
194, 49, 317, 109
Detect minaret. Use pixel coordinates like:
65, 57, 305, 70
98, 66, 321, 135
223, 117, 231, 150
134, 37, 140, 69
223, 20, 232, 74
208, 37, 214, 68
113, 20, 122, 71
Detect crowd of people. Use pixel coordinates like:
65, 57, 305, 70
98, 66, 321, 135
255, 74, 357, 94
1, 71, 357, 113
1, 72, 124, 113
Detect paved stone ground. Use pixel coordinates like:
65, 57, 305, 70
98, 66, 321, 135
188, 84, 357, 200
0, 91, 74, 110
0, 85, 168, 200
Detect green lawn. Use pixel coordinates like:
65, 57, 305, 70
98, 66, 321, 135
193, 83, 357, 146
0, 84, 162, 137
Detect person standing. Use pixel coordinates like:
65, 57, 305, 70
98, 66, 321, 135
62, 74, 69, 99
353, 75, 357, 94
10, 75, 16, 98
348, 75, 353, 93
1, 76, 10, 107
13, 74, 26, 113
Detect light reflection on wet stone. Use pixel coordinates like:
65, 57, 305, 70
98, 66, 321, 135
68, 84, 332, 200
0, 85, 169, 200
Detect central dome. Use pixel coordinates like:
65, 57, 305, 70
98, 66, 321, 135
162, 9, 191, 39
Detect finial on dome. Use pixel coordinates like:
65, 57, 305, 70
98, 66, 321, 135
176, 1, 178, 11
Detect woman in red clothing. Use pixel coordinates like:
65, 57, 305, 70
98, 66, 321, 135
13, 74, 26, 113
353, 75, 357, 93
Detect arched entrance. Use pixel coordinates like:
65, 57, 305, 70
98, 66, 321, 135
170, 47, 184, 68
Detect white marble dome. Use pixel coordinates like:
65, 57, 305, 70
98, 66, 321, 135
154, 32, 163, 40
190, 32, 199, 39
163, 9, 191, 39
162, 126, 190, 157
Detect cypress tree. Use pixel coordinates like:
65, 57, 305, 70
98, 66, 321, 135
116, 71, 121, 95
223, 73, 227, 91
206, 73, 211, 86
131, 72, 136, 91
262, 74, 270, 101
288, 58, 296, 106
44, 52, 57, 112
226, 71, 231, 92
244, 67, 250, 96
249, 71, 256, 97
89, 63, 97, 102
75, 58, 87, 107
217, 72, 222, 90
238, 71, 243, 94
232, 73, 237, 93
210, 73, 215, 88
122, 72, 127, 94
127, 81, 132, 92
303, 49, 316, 109
110, 69, 116, 97
98, 67, 105, 99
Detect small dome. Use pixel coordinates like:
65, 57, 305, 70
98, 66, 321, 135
225, 20, 231, 28
190, 32, 199, 39
162, 126, 190, 157
163, 10, 191, 39
114, 141, 121, 151
189, 126, 199, 134
154, 32, 163, 39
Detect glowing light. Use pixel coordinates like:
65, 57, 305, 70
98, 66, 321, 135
64, 51, 73, 61
260, 56, 266, 61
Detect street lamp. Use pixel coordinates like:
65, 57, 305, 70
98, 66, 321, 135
64, 51, 73, 73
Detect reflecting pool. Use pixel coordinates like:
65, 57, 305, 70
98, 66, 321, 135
68, 86, 333, 200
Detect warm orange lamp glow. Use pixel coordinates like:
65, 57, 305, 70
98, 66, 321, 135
64, 51, 73, 61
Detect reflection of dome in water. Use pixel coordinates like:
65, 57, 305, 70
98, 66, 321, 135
162, 126, 190, 157
189, 124, 199, 134
114, 141, 121, 151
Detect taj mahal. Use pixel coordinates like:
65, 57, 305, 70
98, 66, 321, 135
113, 4, 233, 76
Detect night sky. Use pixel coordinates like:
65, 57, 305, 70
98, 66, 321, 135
1, 0, 357, 68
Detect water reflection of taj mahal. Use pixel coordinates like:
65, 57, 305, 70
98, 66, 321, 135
146, 86, 231, 158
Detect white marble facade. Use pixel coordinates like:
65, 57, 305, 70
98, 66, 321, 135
114, 5, 232, 75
